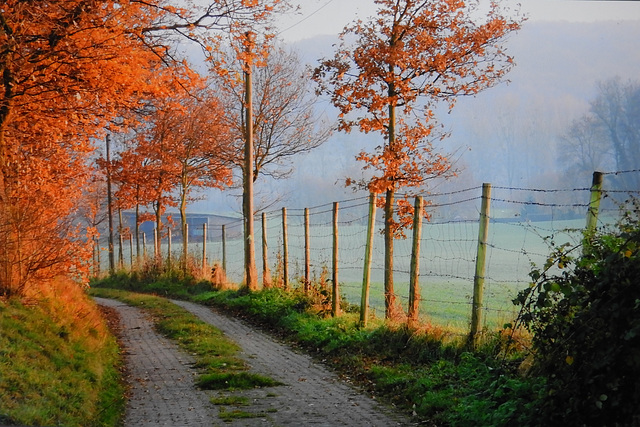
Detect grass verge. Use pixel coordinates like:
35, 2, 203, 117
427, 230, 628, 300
0, 279, 124, 426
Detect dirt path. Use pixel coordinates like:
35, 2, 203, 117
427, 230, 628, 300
96, 297, 415, 426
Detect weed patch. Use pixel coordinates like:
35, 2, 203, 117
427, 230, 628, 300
218, 408, 266, 422
197, 372, 282, 390
210, 395, 250, 406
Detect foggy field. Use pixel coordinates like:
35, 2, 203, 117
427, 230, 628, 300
121, 216, 591, 332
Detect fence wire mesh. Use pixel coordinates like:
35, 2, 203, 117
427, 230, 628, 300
97, 170, 640, 332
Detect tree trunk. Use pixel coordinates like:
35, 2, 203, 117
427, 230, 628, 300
384, 95, 397, 319
106, 134, 115, 274
384, 187, 396, 319
154, 200, 163, 265
243, 32, 258, 291
179, 174, 188, 273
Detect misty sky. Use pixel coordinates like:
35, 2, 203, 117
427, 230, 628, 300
276, 0, 640, 42
190, 0, 640, 214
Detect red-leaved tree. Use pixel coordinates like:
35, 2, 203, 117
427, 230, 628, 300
314, 0, 522, 318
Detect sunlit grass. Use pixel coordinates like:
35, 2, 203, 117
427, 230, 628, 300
0, 280, 124, 426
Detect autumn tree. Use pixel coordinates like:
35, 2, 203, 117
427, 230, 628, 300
172, 92, 233, 268
0, 0, 285, 296
210, 41, 331, 289
137, 89, 233, 268
314, 0, 521, 318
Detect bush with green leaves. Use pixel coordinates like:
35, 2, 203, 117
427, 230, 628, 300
514, 202, 640, 426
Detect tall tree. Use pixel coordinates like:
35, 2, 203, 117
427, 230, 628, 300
314, 0, 521, 318
212, 44, 332, 183
210, 41, 331, 290
152, 90, 233, 268
559, 115, 611, 185
559, 78, 640, 190
590, 78, 640, 189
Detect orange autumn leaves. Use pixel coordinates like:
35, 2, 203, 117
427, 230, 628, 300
315, 0, 521, 226
0, 1, 173, 296
0, 0, 282, 296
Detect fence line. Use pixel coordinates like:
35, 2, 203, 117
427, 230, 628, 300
96, 170, 639, 337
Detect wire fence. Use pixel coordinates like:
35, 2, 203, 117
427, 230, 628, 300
98, 170, 640, 334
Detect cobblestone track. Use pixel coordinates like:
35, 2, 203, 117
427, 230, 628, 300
171, 300, 415, 427
94, 298, 216, 426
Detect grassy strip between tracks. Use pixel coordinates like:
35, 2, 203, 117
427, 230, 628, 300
91, 273, 544, 427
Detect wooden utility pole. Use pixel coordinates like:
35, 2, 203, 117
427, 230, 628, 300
106, 134, 115, 274
243, 31, 258, 290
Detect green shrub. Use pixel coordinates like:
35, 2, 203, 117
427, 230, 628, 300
514, 202, 640, 426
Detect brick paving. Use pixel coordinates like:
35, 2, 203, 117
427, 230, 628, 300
94, 298, 216, 426
96, 297, 415, 426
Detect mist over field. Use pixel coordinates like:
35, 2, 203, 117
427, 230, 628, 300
192, 19, 640, 214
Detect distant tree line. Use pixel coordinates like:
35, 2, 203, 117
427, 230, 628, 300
561, 77, 640, 189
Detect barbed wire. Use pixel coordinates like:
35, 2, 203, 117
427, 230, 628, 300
601, 169, 640, 175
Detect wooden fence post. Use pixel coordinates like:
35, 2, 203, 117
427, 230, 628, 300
282, 207, 289, 290
360, 193, 376, 327
408, 196, 423, 326
332, 202, 340, 317
470, 183, 491, 347
183, 223, 189, 273
118, 233, 124, 269
129, 233, 134, 269
584, 171, 604, 251
167, 228, 172, 267
94, 237, 100, 277
304, 207, 311, 294
118, 209, 124, 268
153, 228, 158, 259
222, 224, 227, 273
202, 223, 207, 275
142, 232, 147, 260
262, 212, 272, 288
